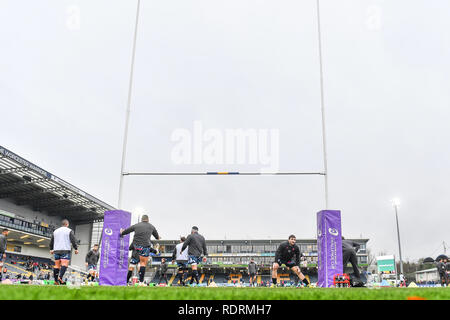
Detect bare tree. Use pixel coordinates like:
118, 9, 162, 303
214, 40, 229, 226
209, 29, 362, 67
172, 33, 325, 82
366, 248, 376, 267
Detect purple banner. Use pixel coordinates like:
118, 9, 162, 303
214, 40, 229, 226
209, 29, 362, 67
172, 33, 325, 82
99, 210, 131, 286
317, 210, 343, 288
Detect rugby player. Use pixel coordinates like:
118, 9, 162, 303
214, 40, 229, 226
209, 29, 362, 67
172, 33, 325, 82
437, 258, 447, 287
247, 258, 257, 287
272, 235, 309, 287
0, 228, 9, 282
126, 242, 140, 284
342, 237, 363, 285
445, 258, 449, 286
120, 214, 160, 285
49, 219, 79, 285
158, 258, 168, 284
181, 226, 207, 285
85, 244, 99, 282
126, 241, 160, 285
171, 236, 189, 286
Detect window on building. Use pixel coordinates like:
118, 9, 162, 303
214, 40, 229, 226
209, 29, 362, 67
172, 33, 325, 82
217, 245, 226, 253
207, 246, 217, 254
264, 257, 273, 264
165, 245, 175, 253
358, 256, 368, 264
231, 245, 240, 253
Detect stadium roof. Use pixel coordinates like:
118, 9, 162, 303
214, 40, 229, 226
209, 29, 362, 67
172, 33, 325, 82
0, 145, 115, 225
415, 268, 438, 274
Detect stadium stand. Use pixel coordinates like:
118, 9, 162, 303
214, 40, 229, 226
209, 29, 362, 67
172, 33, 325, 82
1, 253, 54, 282
0, 145, 115, 284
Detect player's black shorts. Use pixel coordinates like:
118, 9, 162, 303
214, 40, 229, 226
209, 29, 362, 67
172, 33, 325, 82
54, 251, 71, 261
176, 261, 189, 270
130, 249, 140, 265
274, 259, 296, 268
249, 272, 256, 277
188, 255, 202, 265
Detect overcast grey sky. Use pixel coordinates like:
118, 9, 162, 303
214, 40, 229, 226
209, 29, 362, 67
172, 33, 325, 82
1, 0, 449, 261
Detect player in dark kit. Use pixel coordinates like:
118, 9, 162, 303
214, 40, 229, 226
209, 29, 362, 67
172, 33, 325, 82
271, 235, 309, 287
437, 258, 448, 287
181, 226, 207, 285
85, 244, 99, 282
120, 214, 160, 285
158, 258, 168, 284
342, 237, 364, 286
248, 258, 258, 287
0, 228, 9, 282
126, 242, 140, 285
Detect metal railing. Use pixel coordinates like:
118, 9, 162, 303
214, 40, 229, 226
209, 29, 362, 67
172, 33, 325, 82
0, 220, 52, 238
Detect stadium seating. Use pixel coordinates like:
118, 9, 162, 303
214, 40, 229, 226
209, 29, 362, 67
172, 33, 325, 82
2, 253, 55, 282
144, 269, 323, 287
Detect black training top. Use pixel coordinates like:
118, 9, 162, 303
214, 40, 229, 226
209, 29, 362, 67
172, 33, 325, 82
437, 261, 446, 274
248, 261, 257, 274
0, 234, 6, 254
181, 232, 207, 257
342, 239, 360, 252
85, 249, 100, 265
275, 241, 301, 266
121, 221, 159, 247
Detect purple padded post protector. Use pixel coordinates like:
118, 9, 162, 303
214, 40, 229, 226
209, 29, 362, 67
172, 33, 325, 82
99, 210, 131, 286
317, 210, 343, 287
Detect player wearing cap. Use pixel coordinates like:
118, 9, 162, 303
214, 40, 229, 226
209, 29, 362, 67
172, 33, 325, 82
181, 226, 207, 285
49, 219, 79, 285
120, 214, 160, 285
272, 235, 309, 287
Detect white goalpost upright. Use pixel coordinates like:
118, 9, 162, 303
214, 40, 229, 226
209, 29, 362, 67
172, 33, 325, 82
118, 0, 141, 210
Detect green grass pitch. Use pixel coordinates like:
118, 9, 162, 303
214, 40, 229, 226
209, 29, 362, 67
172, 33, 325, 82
0, 285, 449, 300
